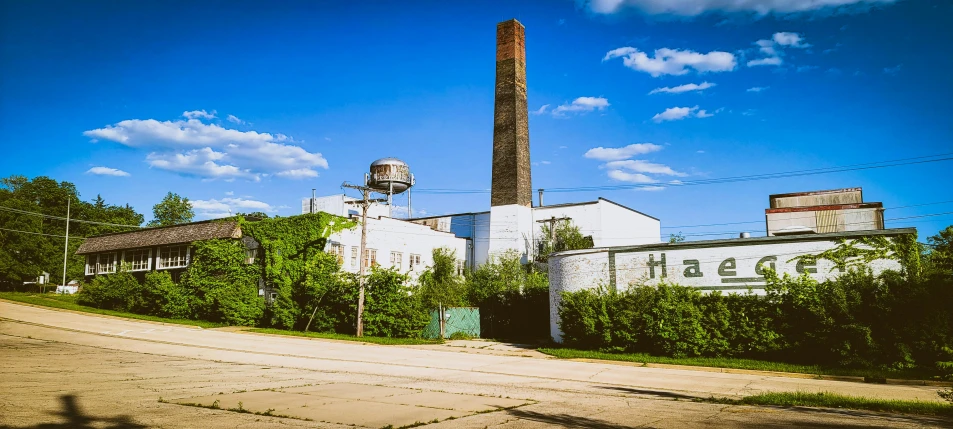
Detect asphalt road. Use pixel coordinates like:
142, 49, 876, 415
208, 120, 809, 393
1, 300, 950, 428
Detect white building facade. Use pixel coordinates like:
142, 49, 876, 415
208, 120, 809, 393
303, 194, 468, 279
409, 198, 661, 270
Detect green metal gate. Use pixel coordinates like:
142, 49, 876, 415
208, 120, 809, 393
422, 307, 480, 339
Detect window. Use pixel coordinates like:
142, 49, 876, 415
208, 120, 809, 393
244, 248, 258, 264
409, 253, 421, 270
456, 260, 465, 276
390, 251, 403, 271
158, 245, 188, 269
124, 249, 151, 271
363, 249, 377, 268
350, 247, 359, 268
85, 256, 95, 275
96, 252, 117, 274
328, 244, 345, 264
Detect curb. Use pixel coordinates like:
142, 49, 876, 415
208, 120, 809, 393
567, 358, 953, 387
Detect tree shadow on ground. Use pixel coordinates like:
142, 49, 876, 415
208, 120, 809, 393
0, 394, 147, 429
593, 385, 699, 400
505, 409, 640, 429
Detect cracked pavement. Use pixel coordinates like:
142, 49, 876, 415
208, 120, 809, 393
1, 301, 950, 428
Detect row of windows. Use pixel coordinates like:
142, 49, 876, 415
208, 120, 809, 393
85, 245, 190, 275
326, 244, 465, 274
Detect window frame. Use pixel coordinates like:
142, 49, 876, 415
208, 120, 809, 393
363, 248, 377, 268
122, 248, 152, 272
328, 243, 345, 265
96, 252, 117, 274
409, 253, 421, 270
85, 255, 96, 275
350, 246, 359, 268
244, 248, 258, 265
390, 251, 402, 271
157, 245, 189, 270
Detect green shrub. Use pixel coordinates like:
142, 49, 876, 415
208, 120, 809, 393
558, 266, 953, 373
77, 271, 140, 311
362, 267, 429, 338
466, 251, 550, 340
134, 271, 196, 319
182, 239, 263, 326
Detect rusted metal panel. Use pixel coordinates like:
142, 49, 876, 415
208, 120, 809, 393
769, 188, 863, 209
765, 202, 882, 214
815, 210, 842, 233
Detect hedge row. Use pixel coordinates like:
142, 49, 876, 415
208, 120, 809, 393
558, 269, 953, 370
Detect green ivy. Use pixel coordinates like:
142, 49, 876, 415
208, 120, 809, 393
789, 233, 920, 276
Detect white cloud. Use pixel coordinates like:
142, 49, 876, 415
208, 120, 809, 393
192, 197, 276, 219
225, 191, 234, 196
226, 114, 244, 124
532, 104, 550, 115
797, 65, 819, 72
748, 32, 809, 67
390, 205, 428, 218
696, 150, 705, 154
652, 105, 716, 122
773, 32, 809, 47
585, 0, 898, 16
883, 64, 902, 75
584, 143, 663, 161
747, 56, 783, 67
607, 170, 658, 183
84, 115, 328, 181
552, 97, 610, 115
183, 110, 216, 120
648, 81, 715, 94
86, 166, 130, 177
636, 186, 667, 192
604, 160, 687, 176
603, 47, 736, 77
747, 86, 769, 92
559, 145, 568, 149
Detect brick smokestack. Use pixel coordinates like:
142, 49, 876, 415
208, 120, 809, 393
491, 19, 532, 208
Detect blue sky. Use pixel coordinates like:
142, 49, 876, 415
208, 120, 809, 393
1, 0, 951, 240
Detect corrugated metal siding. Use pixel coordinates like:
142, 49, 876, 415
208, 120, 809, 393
815, 210, 842, 233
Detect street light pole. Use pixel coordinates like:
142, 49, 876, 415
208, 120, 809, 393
60, 198, 71, 292
342, 182, 387, 337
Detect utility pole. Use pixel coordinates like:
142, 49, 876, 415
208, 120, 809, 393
536, 216, 570, 253
342, 182, 387, 337
60, 198, 71, 293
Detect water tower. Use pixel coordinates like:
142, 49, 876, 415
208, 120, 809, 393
365, 157, 416, 215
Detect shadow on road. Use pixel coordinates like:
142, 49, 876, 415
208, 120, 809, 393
593, 385, 699, 400
506, 408, 641, 429
1, 394, 147, 429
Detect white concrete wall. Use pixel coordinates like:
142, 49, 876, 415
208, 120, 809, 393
533, 203, 603, 245
488, 205, 534, 264
597, 199, 661, 247
767, 207, 883, 236
548, 230, 912, 342
327, 216, 467, 282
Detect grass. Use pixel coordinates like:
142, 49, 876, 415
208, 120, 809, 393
0, 292, 223, 328
247, 328, 444, 345
703, 391, 953, 417
537, 348, 936, 381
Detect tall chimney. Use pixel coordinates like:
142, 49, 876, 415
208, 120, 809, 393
490, 19, 531, 208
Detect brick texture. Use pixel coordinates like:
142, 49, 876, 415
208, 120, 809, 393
491, 19, 532, 208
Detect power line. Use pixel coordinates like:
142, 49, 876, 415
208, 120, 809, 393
0, 226, 85, 239
414, 152, 953, 194
0, 205, 142, 228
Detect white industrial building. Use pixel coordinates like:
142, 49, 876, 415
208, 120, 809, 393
408, 198, 660, 270
303, 194, 468, 279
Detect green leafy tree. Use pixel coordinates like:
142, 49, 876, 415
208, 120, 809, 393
148, 192, 194, 227
418, 247, 467, 309
0, 175, 142, 287
925, 226, 953, 275
537, 220, 593, 262
669, 232, 686, 243
466, 251, 549, 340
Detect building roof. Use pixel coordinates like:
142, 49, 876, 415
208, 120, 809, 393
407, 197, 659, 221
765, 202, 883, 214
768, 187, 862, 200
76, 219, 242, 255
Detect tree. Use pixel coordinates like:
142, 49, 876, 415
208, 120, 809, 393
537, 220, 593, 262
0, 175, 143, 287
148, 192, 194, 227
925, 226, 953, 275
669, 232, 686, 243
418, 247, 467, 309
